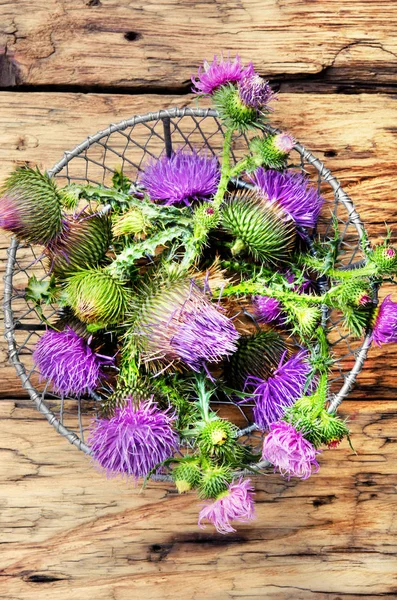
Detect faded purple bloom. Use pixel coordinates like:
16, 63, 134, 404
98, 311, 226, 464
33, 327, 113, 397
386, 247, 396, 258
238, 72, 275, 110
88, 397, 179, 479
274, 132, 295, 153
139, 280, 240, 371
191, 54, 253, 95
262, 421, 320, 480
372, 295, 397, 346
139, 149, 220, 206
198, 477, 256, 534
245, 351, 311, 429
252, 168, 324, 229
0, 194, 23, 231
253, 295, 284, 325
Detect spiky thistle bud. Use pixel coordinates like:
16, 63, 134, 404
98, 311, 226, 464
65, 267, 129, 326
198, 464, 233, 499
225, 330, 288, 390
249, 133, 294, 170
284, 303, 322, 337
337, 280, 373, 308
213, 84, 259, 131
222, 189, 296, 264
45, 213, 111, 278
196, 419, 238, 461
318, 411, 350, 448
371, 245, 397, 273
192, 204, 220, 240
172, 458, 202, 493
112, 207, 151, 238
0, 166, 62, 244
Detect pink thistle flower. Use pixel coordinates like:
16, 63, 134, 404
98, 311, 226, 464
198, 478, 256, 534
262, 421, 320, 480
33, 327, 113, 397
274, 132, 295, 153
191, 54, 253, 96
253, 295, 284, 325
238, 72, 275, 110
88, 397, 179, 479
372, 295, 397, 346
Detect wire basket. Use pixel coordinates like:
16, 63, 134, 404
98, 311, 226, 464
3, 107, 374, 466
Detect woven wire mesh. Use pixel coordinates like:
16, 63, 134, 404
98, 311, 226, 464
3, 108, 373, 462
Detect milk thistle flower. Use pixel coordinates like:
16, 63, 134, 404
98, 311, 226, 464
139, 149, 220, 206
88, 397, 179, 479
198, 477, 256, 534
245, 350, 311, 429
137, 279, 239, 371
33, 326, 113, 397
252, 168, 324, 229
191, 54, 252, 95
262, 421, 320, 480
371, 295, 397, 346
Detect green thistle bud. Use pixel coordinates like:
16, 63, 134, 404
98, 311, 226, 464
225, 330, 288, 389
172, 458, 202, 494
285, 303, 322, 337
197, 464, 233, 499
0, 166, 62, 244
318, 411, 350, 448
196, 419, 238, 460
45, 213, 111, 278
213, 84, 258, 131
112, 208, 150, 238
193, 204, 220, 240
222, 189, 296, 264
65, 267, 129, 325
371, 245, 397, 273
249, 133, 294, 170
337, 280, 373, 308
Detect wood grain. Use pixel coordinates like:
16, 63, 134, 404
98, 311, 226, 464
0, 398, 396, 600
1, 0, 397, 89
1, 90, 397, 398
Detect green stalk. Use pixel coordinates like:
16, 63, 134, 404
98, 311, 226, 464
213, 127, 234, 209
229, 156, 252, 179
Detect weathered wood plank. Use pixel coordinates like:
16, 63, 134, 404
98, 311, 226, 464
1, 91, 397, 398
1, 0, 397, 89
0, 399, 396, 599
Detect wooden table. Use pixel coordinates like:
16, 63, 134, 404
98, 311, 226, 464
1, 2, 397, 598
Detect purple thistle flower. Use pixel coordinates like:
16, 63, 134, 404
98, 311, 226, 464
245, 350, 311, 429
33, 327, 113, 397
274, 132, 295, 153
262, 421, 320, 480
253, 295, 284, 325
139, 149, 220, 206
139, 280, 240, 371
238, 72, 275, 110
191, 54, 253, 95
252, 168, 324, 229
88, 397, 179, 479
0, 194, 23, 231
198, 477, 256, 534
372, 295, 397, 346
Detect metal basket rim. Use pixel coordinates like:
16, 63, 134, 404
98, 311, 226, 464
3, 106, 373, 457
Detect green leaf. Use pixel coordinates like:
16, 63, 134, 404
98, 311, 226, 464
112, 168, 132, 193
25, 274, 58, 305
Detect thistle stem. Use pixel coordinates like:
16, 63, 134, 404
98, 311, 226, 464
213, 127, 234, 209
